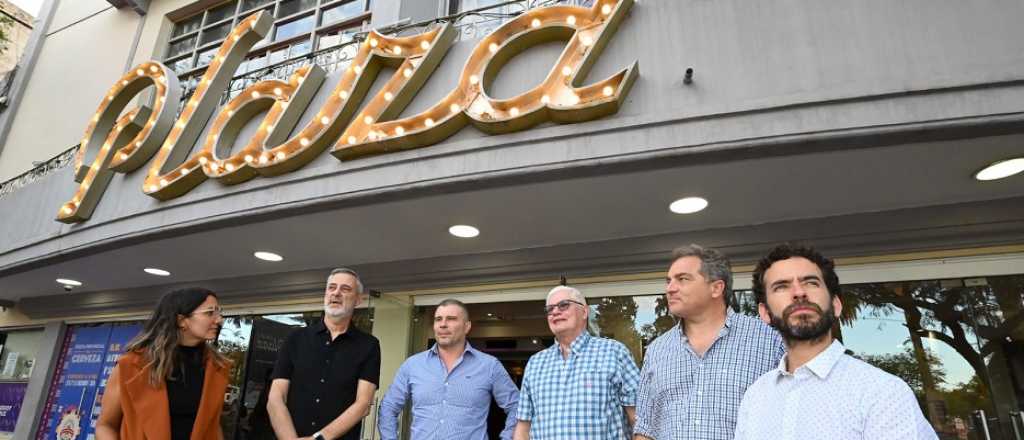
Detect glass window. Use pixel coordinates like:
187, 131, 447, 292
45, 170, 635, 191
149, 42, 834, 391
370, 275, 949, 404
321, 0, 364, 25
241, 0, 273, 12
289, 40, 312, 58
318, 27, 357, 49
200, 21, 233, 45
246, 53, 268, 72
275, 15, 315, 41
197, 47, 219, 68
278, 0, 317, 18
173, 14, 202, 37
217, 309, 373, 440
167, 35, 196, 58
206, 1, 238, 25
169, 55, 195, 75
268, 47, 289, 65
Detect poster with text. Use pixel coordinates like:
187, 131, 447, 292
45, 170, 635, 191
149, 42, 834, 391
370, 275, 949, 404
86, 323, 141, 438
0, 382, 27, 433
39, 324, 110, 440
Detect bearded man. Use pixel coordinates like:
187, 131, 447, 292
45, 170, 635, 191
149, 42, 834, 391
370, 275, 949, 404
733, 244, 937, 440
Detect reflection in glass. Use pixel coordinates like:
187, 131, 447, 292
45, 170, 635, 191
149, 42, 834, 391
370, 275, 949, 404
241, 0, 273, 12
167, 35, 196, 58
196, 47, 218, 67
320, 1, 364, 25
318, 28, 356, 49
201, 22, 233, 45
290, 40, 312, 58
278, 0, 317, 18
206, 1, 238, 25
173, 14, 202, 38
275, 15, 315, 41
169, 56, 194, 75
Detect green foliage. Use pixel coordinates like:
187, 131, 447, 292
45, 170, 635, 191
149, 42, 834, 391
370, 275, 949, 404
859, 348, 947, 392
0, 15, 12, 55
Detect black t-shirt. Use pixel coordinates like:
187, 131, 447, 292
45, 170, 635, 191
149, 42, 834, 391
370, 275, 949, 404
167, 344, 206, 440
271, 320, 381, 439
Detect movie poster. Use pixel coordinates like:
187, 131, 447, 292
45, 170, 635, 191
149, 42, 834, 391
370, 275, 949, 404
0, 382, 27, 434
36, 323, 142, 440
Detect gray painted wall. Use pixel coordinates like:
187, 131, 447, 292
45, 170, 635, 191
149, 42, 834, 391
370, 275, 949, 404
1, 0, 1024, 270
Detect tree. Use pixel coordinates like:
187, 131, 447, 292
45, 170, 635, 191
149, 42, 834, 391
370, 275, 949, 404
859, 348, 947, 395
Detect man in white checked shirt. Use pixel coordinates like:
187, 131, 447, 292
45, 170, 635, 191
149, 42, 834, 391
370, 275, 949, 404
513, 286, 640, 440
634, 244, 784, 440
733, 244, 937, 440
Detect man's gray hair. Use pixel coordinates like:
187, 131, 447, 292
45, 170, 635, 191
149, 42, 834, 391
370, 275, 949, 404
672, 244, 733, 305
327, 267, 364, 293
546, 285, 587, 307
436, 298, 471, 320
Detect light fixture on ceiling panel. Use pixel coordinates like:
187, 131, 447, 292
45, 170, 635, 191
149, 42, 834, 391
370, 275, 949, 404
975, 157, 1024, 181
254, 251, 284, 262
669, 197, 709, 214
449, 225, 480, 238
144, 267, 171, 276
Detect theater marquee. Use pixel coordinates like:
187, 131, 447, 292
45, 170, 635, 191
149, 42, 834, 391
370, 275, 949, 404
58, 0, 638, 223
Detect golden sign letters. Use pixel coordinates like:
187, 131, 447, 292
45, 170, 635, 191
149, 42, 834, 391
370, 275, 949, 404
58, 0, 637, 223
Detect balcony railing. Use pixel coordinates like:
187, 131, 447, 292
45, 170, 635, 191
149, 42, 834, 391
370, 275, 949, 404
0, 0, 595, 199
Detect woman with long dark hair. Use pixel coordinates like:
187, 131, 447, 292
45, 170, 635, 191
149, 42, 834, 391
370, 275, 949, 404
96, 287, 230, 440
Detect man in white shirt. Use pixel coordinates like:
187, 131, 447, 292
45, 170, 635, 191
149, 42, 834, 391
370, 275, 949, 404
733, 243, 938, 440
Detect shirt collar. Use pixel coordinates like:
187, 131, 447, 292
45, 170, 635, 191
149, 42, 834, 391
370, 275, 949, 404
776, 339, 845, 380
678, 308, 736, 342
555, 331, 591, 356
314, 319, 358, 338
427, 342, 478, 358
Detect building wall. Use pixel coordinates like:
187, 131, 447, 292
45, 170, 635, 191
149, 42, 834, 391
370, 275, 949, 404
0, 0, 34, 75
1, 0, 1023, 266
0, 0, 140, 182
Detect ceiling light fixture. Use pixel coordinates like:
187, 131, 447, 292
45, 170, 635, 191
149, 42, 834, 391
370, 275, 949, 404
449, 225, 480, 238
254, 251, 284, 262
975, 157, 1024, 181
669, 197, 709, 214
144, 268, 171, 276
56, 278, 82, 286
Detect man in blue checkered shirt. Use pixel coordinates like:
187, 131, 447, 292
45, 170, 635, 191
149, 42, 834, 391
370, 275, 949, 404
633, 244, 785, 440
513, 286, 640, 440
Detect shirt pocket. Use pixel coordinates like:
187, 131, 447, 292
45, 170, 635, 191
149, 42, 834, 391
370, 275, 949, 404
576, 369, 613, 405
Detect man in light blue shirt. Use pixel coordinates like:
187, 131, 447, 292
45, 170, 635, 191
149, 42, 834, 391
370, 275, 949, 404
378, 298, 519, 440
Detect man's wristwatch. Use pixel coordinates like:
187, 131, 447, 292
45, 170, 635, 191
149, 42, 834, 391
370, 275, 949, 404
312, 432, 326, 440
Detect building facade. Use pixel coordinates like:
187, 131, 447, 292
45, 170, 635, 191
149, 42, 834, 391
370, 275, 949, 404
0, 0, 1022, 439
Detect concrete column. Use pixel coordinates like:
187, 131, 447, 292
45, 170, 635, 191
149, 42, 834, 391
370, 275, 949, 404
367, 294, 413, 440
13, 321, 66, 440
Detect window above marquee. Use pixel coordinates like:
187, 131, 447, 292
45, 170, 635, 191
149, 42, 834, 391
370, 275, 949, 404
163, 0, 371, 80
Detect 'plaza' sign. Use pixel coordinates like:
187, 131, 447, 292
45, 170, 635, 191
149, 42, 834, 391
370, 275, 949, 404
57, 0, 638, 223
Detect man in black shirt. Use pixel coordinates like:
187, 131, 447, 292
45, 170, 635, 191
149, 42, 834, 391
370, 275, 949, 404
268, 268, 381, 440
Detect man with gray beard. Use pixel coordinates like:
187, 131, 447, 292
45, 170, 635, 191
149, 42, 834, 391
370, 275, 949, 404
268, 268, 381, 440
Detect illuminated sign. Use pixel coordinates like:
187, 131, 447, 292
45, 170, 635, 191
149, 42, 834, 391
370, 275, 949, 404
58, 0, 638, 223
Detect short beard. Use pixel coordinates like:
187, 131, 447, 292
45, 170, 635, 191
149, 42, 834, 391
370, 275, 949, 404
768, 299, 836, 344
324, 303, 354, 319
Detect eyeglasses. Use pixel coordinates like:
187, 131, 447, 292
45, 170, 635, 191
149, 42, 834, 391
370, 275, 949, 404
191, 306, 224, 318
544, 299, 585, 315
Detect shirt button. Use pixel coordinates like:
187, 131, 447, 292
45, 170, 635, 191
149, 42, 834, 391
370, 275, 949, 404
325, 341, 330, 346
311, 422, 316, 426
444, 382, 448, 386
442, 400, 446, 404
320, 378, 325, 383
315, 398, 320, 403
697, 391, 703, 396
694, 420, 700, 426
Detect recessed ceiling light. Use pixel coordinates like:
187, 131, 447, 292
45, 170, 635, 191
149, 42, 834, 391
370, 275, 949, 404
144, 268, 171, 276
669, 197, 709, 214
56, 278, 82, 287
449, 225, 480, 238
254, 251, 284, 262
975, 158, 1024, 181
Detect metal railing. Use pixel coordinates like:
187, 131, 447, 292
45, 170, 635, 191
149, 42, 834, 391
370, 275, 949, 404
0, 0, 595, 199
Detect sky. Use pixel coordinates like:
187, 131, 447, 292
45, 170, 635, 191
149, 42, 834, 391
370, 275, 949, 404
8, 0, 43, 16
